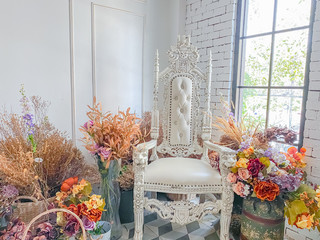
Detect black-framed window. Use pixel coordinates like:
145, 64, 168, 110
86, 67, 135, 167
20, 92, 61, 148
232, 0, 316, 149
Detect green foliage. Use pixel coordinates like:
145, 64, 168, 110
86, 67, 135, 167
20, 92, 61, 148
241, 32, 307, 129
284, 199, 309, 225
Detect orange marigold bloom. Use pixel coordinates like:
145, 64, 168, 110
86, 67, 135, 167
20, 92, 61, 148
254, 181, 280, 201
87, 208, 102, 222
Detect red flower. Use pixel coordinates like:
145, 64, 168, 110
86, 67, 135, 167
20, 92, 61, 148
247, 158, 264, 177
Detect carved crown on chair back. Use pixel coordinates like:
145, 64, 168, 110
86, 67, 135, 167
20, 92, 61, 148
151, 35, 212, 158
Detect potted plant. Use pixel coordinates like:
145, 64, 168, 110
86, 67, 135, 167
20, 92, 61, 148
117, 165, 135, 224
214, 101, 320, 239
55, 177, 110, 239
80, 99, 142, 239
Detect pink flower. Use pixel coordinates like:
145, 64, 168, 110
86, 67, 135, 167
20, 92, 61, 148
81, 216, 96, 231
33, 236, 47, 240
36, 222, 53, 232
232, 182, 251, 197
83, 120, 94, 130
99, 148, 111, 159
227, 173, 237, 183
238, 168, 251, 181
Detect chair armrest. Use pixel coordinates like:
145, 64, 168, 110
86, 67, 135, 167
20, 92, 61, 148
203, 140, 237, 169
136, 139, 157, 151
133, 140, 157, 166
203, 140, 236, 155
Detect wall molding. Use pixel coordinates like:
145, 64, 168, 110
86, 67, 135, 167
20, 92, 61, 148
90, 2, 146, 114
69, 0, 76, 143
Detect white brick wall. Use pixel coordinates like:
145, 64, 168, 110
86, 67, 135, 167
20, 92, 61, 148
184, 1, 320, 239
185, 0, 320, 183
304, 0, 320, 186
185, 0, 237, 140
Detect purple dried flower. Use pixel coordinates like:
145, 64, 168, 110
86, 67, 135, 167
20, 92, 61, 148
264, 148, 273, 158
2, 185, 19, 199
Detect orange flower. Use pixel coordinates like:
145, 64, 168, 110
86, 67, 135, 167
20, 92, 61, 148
61, 177, 79, 192
294, 213, 314, 229
63, 204, 80, 220
254, 181, 280, 201
284, 147, 306, 168
87, 208, 102, 222
77, 203, 90, 218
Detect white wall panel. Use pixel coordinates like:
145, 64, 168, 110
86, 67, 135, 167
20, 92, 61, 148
93, 4, 144, 115
0, 0, 72, 135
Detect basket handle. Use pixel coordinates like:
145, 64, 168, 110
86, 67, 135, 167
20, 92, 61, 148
22, 208, 87, 240
14, 196, 38, 203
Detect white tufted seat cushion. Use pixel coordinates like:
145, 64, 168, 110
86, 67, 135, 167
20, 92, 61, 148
145, 157, 221, 185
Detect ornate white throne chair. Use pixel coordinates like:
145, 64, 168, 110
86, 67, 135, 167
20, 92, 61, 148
133, 36, 236, 240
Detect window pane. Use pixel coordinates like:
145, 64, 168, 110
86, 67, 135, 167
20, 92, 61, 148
268, 89, 303, 133
245, 0, 274, 36
242, 36, 272, 86
276, 0, 311, 30
239, 88, 267, 129
272, 29, 308, 86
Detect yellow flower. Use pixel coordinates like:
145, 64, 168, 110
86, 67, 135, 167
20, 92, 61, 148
56, 191, 67, 204
235, 158, 249, 168
72, 184, 85, 196
84, 194, 105, 210
295, 213, 314, 230
243, 147, 254, 157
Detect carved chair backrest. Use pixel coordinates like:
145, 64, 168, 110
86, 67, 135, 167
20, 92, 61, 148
152, 36, 212, 158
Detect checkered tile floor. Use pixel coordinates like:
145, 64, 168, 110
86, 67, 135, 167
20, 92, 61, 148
119, 212, 221, 240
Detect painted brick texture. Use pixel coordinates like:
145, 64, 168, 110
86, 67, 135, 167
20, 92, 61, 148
185, 0, 237, 141
304, 0, 320, 185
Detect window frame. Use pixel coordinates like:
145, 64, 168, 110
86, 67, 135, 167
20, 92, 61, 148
232, 0, 317, 149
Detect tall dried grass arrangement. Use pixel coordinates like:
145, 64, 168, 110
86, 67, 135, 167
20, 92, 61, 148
213, 98, 267, 150
0, 96, 90, 199
80, 98, 142, 168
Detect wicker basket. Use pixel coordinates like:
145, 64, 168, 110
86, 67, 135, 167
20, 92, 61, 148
13, 196, 55, 224
22, 208, 87, 240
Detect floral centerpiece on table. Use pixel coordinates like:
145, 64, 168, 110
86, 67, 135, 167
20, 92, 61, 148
55, 177, 105, 238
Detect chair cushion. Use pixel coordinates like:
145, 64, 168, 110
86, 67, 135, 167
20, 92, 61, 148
145, 157, 221, 186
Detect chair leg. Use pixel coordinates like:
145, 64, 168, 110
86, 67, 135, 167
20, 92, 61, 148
134, 184, 144, 240
220, 189, 234, 240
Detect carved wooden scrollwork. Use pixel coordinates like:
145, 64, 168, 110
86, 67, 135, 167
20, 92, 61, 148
144, 198, 221, 225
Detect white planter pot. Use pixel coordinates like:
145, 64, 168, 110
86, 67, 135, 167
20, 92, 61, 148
90, 221, 111, 240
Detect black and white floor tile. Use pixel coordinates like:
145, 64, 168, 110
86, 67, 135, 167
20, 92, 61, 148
119, 212, 222, 240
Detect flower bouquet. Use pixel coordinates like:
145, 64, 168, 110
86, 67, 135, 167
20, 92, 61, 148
214, 100, 319, 239
80, 99, 142, 239
55, 177, 107, 239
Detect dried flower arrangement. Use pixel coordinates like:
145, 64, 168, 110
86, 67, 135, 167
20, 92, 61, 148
117, 165, 134, 191
80, 98, 142, 168
0, 86, 94, 199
